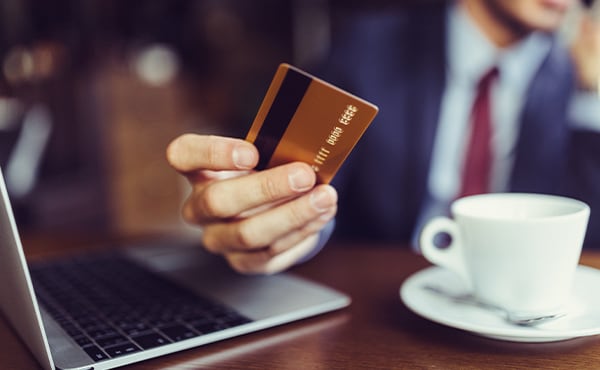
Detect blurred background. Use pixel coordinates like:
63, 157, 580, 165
0, 0, 406, 238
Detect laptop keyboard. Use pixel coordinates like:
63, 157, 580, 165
29, 253, 252, 362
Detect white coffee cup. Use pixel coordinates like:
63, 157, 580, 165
419, 193, 590, 315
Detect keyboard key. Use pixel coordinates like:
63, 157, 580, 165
87, 327, 119, 339
61, 323, 83, 337
103, 343, 140, 357
191, 321, 225, 334
96, 334, 130, 348
82, 344, 109, 362
116, 322, 151, 336
131, 332, 171, 349
73, 335, 93, 346
159, 324, 199, 342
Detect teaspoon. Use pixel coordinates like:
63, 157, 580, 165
423, 284, 566, 326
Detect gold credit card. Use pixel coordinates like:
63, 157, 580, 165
246, 63, 379, 184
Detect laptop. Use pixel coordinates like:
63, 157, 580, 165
0, 169, 351, 370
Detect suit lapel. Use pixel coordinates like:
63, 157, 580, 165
510, 42, 573, 193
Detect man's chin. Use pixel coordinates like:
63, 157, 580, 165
523, 10, 567, 33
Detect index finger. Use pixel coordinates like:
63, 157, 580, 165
166, 134, 259, 173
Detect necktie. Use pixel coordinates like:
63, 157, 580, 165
459, 67, 499, 197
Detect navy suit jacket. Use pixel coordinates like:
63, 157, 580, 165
319, 2, 600, 246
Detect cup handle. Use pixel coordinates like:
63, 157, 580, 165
419, 217, 471, 289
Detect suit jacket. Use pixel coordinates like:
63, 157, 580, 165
320, 2, 600, 246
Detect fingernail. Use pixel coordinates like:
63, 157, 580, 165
289, 168, 313, 192
310, 187, 336, 212
232, 145, 256, 169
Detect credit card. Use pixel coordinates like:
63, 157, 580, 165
246, 63, 379, 184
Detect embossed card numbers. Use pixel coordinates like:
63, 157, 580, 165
246, 63, 379, 184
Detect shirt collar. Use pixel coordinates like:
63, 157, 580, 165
447, 2, 553, 87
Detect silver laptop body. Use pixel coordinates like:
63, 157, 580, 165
0, 170, 350, 370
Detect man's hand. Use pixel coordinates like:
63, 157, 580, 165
571, 12, 600, 93
166, 134, 338, 274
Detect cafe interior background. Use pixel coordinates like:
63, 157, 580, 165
0, 0, 406, 239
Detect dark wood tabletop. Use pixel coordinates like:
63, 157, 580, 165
4, 234, 600, 369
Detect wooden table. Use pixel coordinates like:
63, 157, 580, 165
3, 234, 600, 369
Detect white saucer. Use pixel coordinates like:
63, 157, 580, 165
400, 265, 600, 342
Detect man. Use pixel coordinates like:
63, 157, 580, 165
166, 0, 600, 274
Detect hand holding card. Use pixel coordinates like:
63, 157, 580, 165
246, 63, 379, 184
